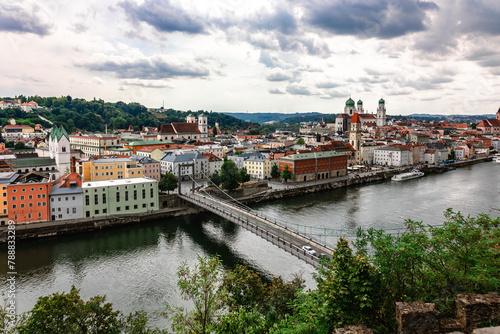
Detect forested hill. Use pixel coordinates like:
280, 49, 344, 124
0, 96, 255, 133
222, 112, 334, 124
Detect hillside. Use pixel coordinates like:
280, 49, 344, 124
0, 96, 255, 133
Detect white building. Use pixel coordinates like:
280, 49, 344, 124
374, 146, 412, 166
160, 152, 209, 180
69, 134, 120, 157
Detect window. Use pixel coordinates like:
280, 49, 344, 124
20, 196, 24, 200
134, 205, 138, 209
51, 198, 54, 202
102, 193, 106, 204
142, 189, 146, 199
67, 208, 69, 214
28, 213, 31, 218
13, 189, 17, 193
150, 203, 154, 207
116, 192, 120, 202
58, 208, 61, 212
125, 191, 129, 201
52, 208, 55, 212
133, 190, 137, 200
85, 195, 89, 205
22, 189, 26, 192
38, 212, 42, 217
29, 203, 33, 207
103, 208, 107, 214
12, 196, 16, 201
20, 204, 24, 208
125, 206, 129, 210
72, 208, 76, 214
95, 210, 99, 214
150, 188, 153, 198
58, 214, 62, 218
14, 215, 17, 220
58, 198, 61, 201
39, 187, 43, 191
142, 203, 146, 208
116, 207, 121, 212
72, 196, 75, 200
38, 203, 41, 207
94, 194, 98, 205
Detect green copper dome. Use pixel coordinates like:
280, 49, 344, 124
346, 97, 355, 107
379, 98, 385, 104
357, 99, 363, 105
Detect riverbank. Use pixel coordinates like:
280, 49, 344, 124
0, 156, 492, 243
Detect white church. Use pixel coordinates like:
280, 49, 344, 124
335, 97, 387, 133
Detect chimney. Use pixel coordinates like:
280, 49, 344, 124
71, 156, 76, 173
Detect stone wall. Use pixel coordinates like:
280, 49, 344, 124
396, 292, 500, 334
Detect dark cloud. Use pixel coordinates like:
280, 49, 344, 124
303, 0, 438, 39
81, 56, 210, 80
120, 79, 172, 88
0, 2, 52, 35
286, 83, 313, 95
465, 48, 500, 68
266, 69, 293, 82
458, 0, 500, 35
250, 10, 298, 35
269, 88, 286, 94
119, 0, 205, 34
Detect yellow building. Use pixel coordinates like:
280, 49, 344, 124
244, 155, 272, 180
80, 157, 145, 182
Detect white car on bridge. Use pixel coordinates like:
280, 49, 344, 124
302, 245, 316, 256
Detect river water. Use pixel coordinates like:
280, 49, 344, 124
1, 161, 498, 328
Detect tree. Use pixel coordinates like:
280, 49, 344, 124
210, 170, 221, 187
281, 165, 291, 182
5, 141, 14, 148
220, 160, 240, 191
296, 137, 305, 145
18, 286, 122, 334
271, 163, 280, 179
14, 142, 27, 150
163, 256, 227, 334
238, 167, 251, 184
212, 126, 218, 137
159, 172, 178, 194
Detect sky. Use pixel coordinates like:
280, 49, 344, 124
1, 0, 500, 115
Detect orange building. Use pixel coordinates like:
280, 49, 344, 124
7, 171, 51, 224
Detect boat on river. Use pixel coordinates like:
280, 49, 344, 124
493, 154, 500, 163
391, 170, 425, 181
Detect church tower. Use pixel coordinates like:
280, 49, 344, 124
350, 113, 361, 164
344, 97, 356, 116
357, 99, 364, 114
186, 114, 196, 123
198, 114, 208, 142
376, 98, 386, 127
49, 125, 71, 173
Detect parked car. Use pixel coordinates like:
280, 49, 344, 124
319, 253, 329, 260
302, 245, 316, 256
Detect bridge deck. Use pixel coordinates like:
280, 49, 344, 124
179, 193, 334, 268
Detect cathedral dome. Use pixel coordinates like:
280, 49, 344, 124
379, 98, 385, 104
357, 99, 363, 105
346, 97, 355, 106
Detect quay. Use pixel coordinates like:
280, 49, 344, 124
0, 156, 492, 244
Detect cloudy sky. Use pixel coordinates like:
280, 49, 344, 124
1, 0, 500, 115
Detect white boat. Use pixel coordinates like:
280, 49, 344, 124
493, 153, 500, 163
392, 170, 425, 181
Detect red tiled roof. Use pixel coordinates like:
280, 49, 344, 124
172, 123, 200, 133
351, 113, 361, 124
360, 114, 376, 120
3, 125, 32, 128
201, 153, 222, 162
159, 124, 175, 134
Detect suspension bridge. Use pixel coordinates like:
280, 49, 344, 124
176, 167, 434, 268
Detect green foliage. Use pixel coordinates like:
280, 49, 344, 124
163, 255, 227, 334
122, 311, 166, 334
354, 209, 500, 322
271, 163, 280, 179
18, 286, 122, 334
5, 141, 14, 148
296, 138, 305, 145
14, 142, 27, 150
238, 167, 251, 184
159, 172, 178, 193
281, 165, 291, 182
220, 160, 240, 191
209, 170, 221, 187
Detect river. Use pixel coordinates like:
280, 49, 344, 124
1, 161, 499, 328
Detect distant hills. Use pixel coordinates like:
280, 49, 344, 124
222, 112, 495, 124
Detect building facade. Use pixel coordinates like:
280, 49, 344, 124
278, 151, 347, 182
82, 178, 159, 218
7, 172, 51, 224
